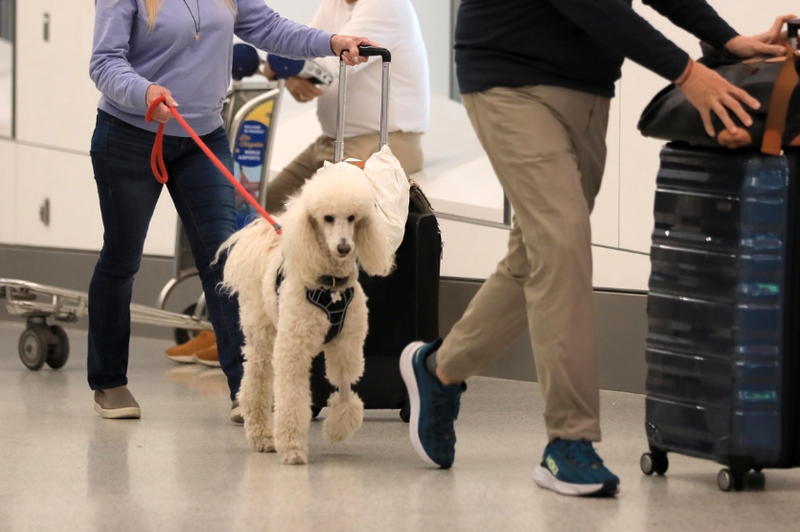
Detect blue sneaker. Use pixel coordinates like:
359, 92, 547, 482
400, 340, 466, 469
533, 438, 620, 496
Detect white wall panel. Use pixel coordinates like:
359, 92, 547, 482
16, 0, 99, 153
0, 138, 17, 244
439, 218, 508, 279
14, 145, 101, 249
440, 214, 649, 292
593, 246, 650, 292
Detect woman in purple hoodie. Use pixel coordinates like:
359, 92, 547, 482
88, 0, 374, 422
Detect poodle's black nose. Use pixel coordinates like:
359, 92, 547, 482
337, 242, 352, 256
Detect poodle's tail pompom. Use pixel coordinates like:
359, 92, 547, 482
322, 390, 364, 443
214, 217, 280, 296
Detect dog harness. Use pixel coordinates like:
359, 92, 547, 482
276, 268, 355, 344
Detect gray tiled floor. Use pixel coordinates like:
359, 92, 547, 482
1, 320, 799, 532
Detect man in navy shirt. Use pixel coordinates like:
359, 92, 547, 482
400, 2, 794, 497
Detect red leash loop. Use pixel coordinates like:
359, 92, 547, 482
145, 96, 282, 234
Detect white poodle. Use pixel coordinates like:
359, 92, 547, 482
217, 162, 394, 465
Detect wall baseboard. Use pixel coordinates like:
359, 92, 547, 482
1, 245, 648, 393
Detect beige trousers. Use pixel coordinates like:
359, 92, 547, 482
438, 86, 610, 442
265, 132, 423, 213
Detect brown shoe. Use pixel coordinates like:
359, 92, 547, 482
193, 344, 220, 367
94, 386, 141, 419
165, 330, 216, 363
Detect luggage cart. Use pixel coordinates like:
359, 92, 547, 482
0, 278, 213, 371
157, 79, 284, 344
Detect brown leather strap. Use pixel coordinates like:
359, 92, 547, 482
762, 45, 799, 155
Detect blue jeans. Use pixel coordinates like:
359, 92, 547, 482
88, 110, 244, 400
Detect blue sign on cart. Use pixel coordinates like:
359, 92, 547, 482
234, 121, 268, 167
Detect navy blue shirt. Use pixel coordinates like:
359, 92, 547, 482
455, 0, 738, 98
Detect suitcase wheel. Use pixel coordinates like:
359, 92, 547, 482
717, 468, 745, 492
640, 452, 669, 476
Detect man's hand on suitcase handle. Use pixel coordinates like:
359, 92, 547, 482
330, 35, 381, 66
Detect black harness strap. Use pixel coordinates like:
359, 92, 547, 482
276, 267, 354, 344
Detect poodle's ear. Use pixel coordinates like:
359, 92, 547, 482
280, 197, 320, 265
355, 208, 394, 277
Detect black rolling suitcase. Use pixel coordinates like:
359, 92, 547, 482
311, 209, 441, 421
641, 144, 800, 491
309, 47, 442, 421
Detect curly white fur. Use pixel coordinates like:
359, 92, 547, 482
217, 162, 394, 465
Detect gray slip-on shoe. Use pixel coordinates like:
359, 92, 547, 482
94, 386, 141, 419
230, 400, 244, 424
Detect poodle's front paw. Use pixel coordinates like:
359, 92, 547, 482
280, 448, 308, 465
323, 391, 364, 443
251, 436, 276, 453
245, 424, 276, 453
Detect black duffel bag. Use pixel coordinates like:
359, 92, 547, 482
638, 44, 799, 155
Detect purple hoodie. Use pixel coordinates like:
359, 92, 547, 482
90, 0, 334, 136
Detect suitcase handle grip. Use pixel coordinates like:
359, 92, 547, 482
345, 45, 392, 63
334, 47, 391, 163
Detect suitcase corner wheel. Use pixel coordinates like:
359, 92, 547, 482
640, 449, 669, 476
18, 319, 70, 371
716, 460, 762, 492
716, 469, 745, 492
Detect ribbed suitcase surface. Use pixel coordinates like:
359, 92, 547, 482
644, 145, 800, 488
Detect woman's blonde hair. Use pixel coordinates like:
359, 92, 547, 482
144, 0, 237, 31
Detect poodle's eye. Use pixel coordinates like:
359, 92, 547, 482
324, 215, 334, 223
348, 215, 355, 223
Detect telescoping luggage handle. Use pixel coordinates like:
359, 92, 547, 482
334, 45, 392, 163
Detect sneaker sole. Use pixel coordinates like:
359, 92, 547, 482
94, 403, 141, 420
193, 354, 221, 368
400, 341, 439, 468
165, 353, 197, 364
532, 465, 619, 497
230, 405, 243, 424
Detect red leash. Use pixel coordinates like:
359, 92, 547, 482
145, 96, 281, 234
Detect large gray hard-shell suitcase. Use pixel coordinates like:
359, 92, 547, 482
641, 144, 800, 491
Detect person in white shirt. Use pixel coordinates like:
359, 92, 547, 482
265, 0, 430, 213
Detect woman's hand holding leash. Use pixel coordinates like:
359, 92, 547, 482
145, 85, 178, 123
144, 96, 281, 234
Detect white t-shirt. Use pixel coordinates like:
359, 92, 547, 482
309, 0, 430, 139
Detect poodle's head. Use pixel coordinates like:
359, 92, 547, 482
280, 162, 394, 279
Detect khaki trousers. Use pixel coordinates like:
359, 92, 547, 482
439, 86, 610, 442
265, 132, 423, 213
